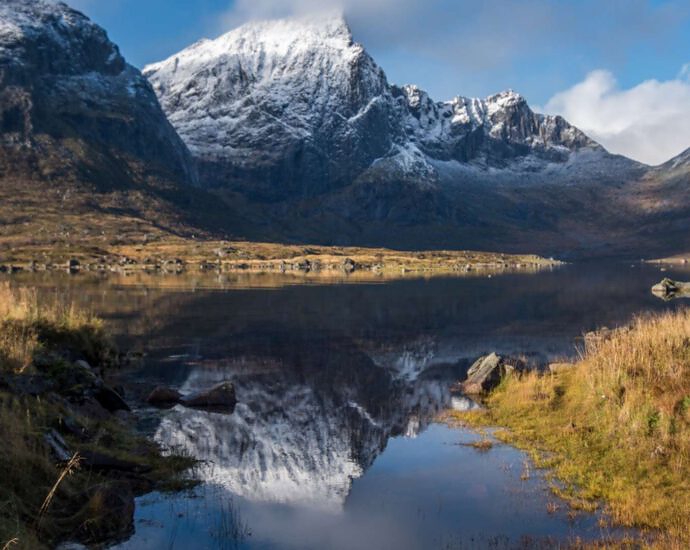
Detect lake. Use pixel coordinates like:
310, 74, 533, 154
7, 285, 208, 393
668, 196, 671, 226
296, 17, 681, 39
10, 262, 688, 549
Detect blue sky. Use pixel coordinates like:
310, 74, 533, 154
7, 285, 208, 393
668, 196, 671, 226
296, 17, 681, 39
68, 0, 690, 164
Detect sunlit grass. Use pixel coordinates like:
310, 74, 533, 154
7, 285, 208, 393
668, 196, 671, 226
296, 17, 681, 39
450, 309, 690, 547
0, 281, 103, 373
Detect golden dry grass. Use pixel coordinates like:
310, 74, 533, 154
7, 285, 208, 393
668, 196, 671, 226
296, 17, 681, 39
450, 309, 690, 547
0, 286, 195, 548
0, 282, 101, 373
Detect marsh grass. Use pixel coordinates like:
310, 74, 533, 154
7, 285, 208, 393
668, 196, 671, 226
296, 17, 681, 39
0, 281, 107, 374
450, 309, 690, 547
0, 283, 196, 548
211, 497, 251, 550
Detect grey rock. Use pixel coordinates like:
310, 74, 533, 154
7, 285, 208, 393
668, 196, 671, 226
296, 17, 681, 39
44, 428, 71, 462
181, 381, 237, 411
461, 353, 521, 394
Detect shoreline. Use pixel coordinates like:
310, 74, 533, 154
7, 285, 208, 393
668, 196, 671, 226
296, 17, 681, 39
0, 238, 561, 278
0, 284, 197, 549
446, 311, 690, 549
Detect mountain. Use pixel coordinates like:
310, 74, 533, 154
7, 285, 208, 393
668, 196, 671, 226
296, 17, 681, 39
0, 0, 239, 250
144, 14, 684, 258
1, 4, 687, 259
144, 15, 633, 197
144, 15, 400, 201
0, 0, 197, 186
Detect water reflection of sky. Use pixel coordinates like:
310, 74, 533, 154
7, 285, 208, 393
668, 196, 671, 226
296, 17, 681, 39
10, 262, 683, 548
117, 426, 619, 550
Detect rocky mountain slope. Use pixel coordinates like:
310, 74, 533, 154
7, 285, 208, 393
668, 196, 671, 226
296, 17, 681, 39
145, 15, 634, 197
0, 0, 196, 187
0, 0, 244, 252
143, 14, 686, 258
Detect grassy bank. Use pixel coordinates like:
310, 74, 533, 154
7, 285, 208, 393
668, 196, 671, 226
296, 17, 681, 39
449, 309, 690, 547
0, 282, 195, 549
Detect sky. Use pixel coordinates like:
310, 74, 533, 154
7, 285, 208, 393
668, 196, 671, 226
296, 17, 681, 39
65, 0, 690, 165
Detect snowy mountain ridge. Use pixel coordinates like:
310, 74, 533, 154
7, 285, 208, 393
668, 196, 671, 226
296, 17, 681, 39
144, 14, 612, 199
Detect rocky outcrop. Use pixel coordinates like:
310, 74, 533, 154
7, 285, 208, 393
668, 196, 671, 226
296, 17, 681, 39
460, 353, 522, 394
0, 0, 196, 188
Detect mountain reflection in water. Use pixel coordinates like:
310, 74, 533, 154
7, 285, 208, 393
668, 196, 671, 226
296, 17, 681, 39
13, 262, 686, 548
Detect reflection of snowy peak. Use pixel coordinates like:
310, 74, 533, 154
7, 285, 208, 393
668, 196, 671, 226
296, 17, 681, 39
154, 359, 459, 509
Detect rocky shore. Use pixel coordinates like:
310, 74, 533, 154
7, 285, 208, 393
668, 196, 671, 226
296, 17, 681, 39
0, 284, 197, 549
0, 239, 561, 279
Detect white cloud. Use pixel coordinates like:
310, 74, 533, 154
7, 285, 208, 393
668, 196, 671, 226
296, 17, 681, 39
216, 0, 688, 71
219, 0, 394, 28
542, 68, 690, 166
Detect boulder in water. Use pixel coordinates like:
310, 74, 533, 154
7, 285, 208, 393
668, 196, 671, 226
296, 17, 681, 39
461, 353, 521, 394
180, 381, 236, 411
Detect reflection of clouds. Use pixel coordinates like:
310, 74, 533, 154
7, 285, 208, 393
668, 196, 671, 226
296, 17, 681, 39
154, 355, 461, 509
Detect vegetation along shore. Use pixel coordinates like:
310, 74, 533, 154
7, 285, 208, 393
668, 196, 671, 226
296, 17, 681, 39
447, 309, 690, 548
0, 238, 561, 278
0, 282, 196, 549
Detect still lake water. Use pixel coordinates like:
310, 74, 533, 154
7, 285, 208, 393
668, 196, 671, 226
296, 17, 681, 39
13, 262, 690, 549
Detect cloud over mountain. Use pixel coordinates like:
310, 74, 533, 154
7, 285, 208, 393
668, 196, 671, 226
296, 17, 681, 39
543, 67, 690, 166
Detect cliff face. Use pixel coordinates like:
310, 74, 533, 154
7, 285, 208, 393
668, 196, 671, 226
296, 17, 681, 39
0, 0, 196, 191
145, 15, 401, 200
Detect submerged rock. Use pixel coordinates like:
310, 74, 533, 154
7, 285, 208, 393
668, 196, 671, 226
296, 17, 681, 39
652, 278, 690, 300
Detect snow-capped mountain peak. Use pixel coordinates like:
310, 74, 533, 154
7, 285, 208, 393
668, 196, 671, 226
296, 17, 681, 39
144, 14, 396, 198
144, 14, 636, 204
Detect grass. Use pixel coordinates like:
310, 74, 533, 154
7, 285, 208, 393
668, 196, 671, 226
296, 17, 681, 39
449, 309, 690, 547
0, 282, 106, 374
0, 282, 196, 548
